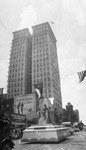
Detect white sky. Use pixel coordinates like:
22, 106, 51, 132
0, 0, 86, 123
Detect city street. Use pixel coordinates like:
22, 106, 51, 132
14, 131, 86, 150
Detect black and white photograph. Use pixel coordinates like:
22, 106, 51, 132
0, 0, 86, 150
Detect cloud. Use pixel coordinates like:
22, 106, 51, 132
58, 40, 79, 60
78, 44, 86, 62
58, 38, 86, 66
35, 0, 62, 24
62, 0, 86, 26
81, 0, 86, 9
18, 5, 38, 33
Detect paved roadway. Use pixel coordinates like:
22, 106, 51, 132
14, 131, 86, 150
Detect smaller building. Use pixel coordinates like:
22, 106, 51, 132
0, 98, 14, 118
74, 109, 79, 122
62, 102, 79, 124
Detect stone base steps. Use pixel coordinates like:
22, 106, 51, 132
21, 124, 70, 143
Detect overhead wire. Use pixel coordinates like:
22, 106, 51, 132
0, 20, 12, 36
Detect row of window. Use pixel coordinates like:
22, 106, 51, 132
33, 76, 50, 82
10, 59, 24, 65
12, 42, 25, 47
13, 31, 28, 38
8, 88, 23, 93
33, 72, 50, 78
33, 39, 48, 46
34, 63, 49, 69
11, 52, 24, 58
33, 42, 48, 49
13, 38, 25, 44
11, 53, 24, 58
11, 46, 25, 52
8, 77, 23, 82
33, 51, 49, 57
33, 76, 51, 83
12, 42, 25, 48
33, 37, 47, 43
8, 91, 23, 98
9, 69, 24, 75
8, 82, 23, 88
33, 47, 48, 53
33, 57, 49, 64
9, 73, 24, 78
33, 36, 47, 44
33, 27, 48, 34
33, 63, 49, 69
33, 65, 50, 73
33, 43, 48, 48
33, 56, 49, 62
9, 67, 24, 73
10, 63, 24, 68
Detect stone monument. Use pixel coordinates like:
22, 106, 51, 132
21, 83, 70, 143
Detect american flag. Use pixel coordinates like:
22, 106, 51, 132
33, 83, 43, 98
78, 70, 86, 83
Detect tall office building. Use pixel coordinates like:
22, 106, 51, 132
32, 22, 62, 113
7, 28, 32, 98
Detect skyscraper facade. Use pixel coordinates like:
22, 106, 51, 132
7, 28, 32, 98
32, 22, 62, 113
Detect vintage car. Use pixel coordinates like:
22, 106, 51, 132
0, 117, 15, 150
61, 122, 74, 135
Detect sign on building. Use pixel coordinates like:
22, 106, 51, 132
10, 113, 26, 126
14, 94, 36, 116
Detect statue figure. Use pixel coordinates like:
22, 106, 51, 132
17, 102, 21, 114
33, 83, 54, 125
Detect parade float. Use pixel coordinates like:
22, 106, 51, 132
21, 83, 70, 143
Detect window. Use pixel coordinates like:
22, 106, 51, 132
34, 80, 36, 83
44, 72, 46, 76
49, 94, 52, 98
34, 74, 36, 78
44, 83, 47, 87
34, 69, 36, 73
48, 77, 50, 81
40, 54, 42, 57
40, 68, 42, 71
47, 66, 49, 70
40, 73, 42, 77
37, 68, 39, 72
45, 89, 47, 93
47, 72, 50, 75
37, 74, 39, 77
44, 78, 46, 82
37, 64, 39, 67
37, 79, 39, 82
